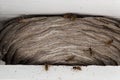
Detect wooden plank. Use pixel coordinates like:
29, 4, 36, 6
0, 65, 119, 80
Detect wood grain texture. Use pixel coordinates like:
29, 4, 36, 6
0, 16, 120, 65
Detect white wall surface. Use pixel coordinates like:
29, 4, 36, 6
0, 0, 120, 20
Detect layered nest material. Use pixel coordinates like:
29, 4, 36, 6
0, 15, 120, 65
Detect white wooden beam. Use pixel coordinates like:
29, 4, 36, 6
0, 65, 120, 80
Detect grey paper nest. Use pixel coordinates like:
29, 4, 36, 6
0, 15, 120, 65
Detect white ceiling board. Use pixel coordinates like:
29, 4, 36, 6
0, 0, 120, 20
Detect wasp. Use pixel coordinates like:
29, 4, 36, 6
89, 47, 93, 56
16, 16, 27, 23
44, 64, 49, 71
105, 39, 113, 45
73, 66, 81, 70
65, 55, 75, 62
63, 13, 77, 21
84, 47, 93, 56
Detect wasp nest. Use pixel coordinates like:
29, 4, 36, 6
0, 15, 120, 65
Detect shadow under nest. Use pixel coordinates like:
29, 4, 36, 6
0, 14, 120, 65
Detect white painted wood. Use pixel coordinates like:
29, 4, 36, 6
0, 0, 120, 20
0, 65, 120, 80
